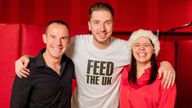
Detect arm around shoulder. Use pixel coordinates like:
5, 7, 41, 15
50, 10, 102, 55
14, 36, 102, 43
158, 61, 176, 89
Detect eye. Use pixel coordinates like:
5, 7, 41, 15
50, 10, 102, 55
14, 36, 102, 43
61, 36, 69, 40
93, 20, 100, 25
134, 44, 140, 47
50, 35, 56, 38
105, 20, 112, 25
144, 43, 152, 47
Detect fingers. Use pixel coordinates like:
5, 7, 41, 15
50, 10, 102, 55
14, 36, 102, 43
20, 68, 30, 78
158, 71, 163, 79
23, 57, 30, 68
162, 69, 175, 89
15, 60, 23, 78
15, 57, 30, 78
16, 68, 30, 78
159, 61, 176, 89
161, 69, 168, 89
158, 66, 163, 79
171, 71, 176, 86
167, 68, 176, 88
165, 70, 172, 89
16, 72, 22, 78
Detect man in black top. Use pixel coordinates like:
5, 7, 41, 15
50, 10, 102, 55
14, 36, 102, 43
10, 20, 74, 108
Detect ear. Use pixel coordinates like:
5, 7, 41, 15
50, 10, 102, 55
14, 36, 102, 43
88, 21, 91, 31
42, 34, 47, 44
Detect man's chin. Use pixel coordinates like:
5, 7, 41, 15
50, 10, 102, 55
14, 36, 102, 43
52, 53, 64, 58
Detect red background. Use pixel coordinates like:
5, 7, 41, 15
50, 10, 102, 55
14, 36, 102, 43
0, 0, 192, 108
1, 0, 192, 32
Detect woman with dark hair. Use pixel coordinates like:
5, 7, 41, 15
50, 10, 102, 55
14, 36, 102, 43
120, 29, 176, 108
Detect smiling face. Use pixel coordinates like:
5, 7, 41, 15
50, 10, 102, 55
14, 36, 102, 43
132, 37, 154, 65
43, 23, 69, 59
88, 10, 113, 49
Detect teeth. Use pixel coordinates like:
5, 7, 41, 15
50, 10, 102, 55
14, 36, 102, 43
138, 52, 146, 57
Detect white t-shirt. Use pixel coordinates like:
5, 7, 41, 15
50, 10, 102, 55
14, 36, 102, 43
66, 34, 130, 108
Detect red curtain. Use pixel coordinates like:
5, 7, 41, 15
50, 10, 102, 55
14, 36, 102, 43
0, 0, 192, 32
0, 24, 20, 108
21, 24, 45, 56
0, 0, 192, 107
175, 40, 192, 108
0, 24, 192, 108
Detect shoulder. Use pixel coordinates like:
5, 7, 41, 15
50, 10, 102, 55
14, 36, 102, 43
122, 65, 130, 72
62, 54, 73, 62
69, 34, 91, 47
111, 36, 128, 43
121, 65, 130, 85
121, 65, 130, 76
28, 57, 38, 68
27, 55, 44, 75
71, 34, 91, 41
62, 54, 74, 66
110, 36, 128, 48
69, 34, 92, 48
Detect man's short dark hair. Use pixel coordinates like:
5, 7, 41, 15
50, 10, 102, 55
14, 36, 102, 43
88, 2, 114, 19
45, 20, 69, 34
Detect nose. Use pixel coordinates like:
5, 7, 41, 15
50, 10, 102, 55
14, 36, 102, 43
100, 24, 106, 32
55, 38, 62, 45
139, 45, 145, 50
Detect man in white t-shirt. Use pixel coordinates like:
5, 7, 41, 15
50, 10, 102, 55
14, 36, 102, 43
15, 2, 175, 108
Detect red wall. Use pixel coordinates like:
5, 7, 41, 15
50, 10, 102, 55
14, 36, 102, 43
0, 0, 192, 107
0, 24, 20, 108
0, 0, 192, 32
175, 40, 192, 108
0, 24, 192, 107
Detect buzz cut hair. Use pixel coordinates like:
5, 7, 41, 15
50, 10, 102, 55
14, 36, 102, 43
45, 20, 69, 34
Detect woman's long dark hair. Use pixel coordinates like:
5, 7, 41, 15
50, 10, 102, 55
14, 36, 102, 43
128, 43, 158, 85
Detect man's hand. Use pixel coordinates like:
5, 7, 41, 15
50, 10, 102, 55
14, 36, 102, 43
158, 61, 176, 89
15, 55, 30, 78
